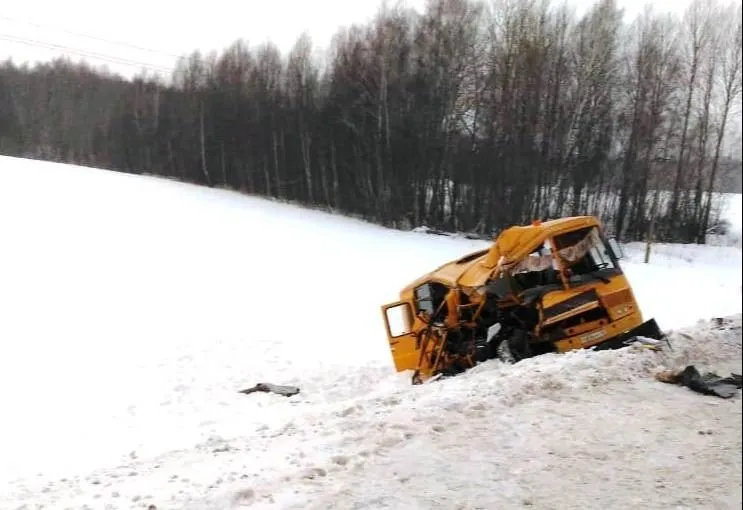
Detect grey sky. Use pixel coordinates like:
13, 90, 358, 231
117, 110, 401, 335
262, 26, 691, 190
0, 0, 693, 78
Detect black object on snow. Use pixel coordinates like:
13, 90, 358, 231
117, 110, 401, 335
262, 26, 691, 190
658, 365, 742, 399
239, 382, 300, 397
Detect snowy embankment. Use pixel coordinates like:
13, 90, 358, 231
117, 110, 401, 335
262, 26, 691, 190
3, 317, 741, 510
0, 156, 740, 509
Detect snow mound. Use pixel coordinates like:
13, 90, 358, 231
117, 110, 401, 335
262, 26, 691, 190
376, 314, 743, 413
7, 316, 739, 510
209, 315, 742, 510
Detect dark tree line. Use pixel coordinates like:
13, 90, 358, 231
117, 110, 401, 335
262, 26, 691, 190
0, 0, 741, 242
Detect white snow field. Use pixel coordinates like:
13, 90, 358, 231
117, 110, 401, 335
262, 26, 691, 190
0, 155, 741, 509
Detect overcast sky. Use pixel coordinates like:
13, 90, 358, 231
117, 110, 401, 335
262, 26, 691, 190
0, 0, 694, 79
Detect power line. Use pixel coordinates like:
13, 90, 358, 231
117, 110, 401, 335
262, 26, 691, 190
0, 15, 182, 59
0, 33, 175, 75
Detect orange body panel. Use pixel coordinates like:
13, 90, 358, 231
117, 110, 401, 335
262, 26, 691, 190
381, 216, 653, 383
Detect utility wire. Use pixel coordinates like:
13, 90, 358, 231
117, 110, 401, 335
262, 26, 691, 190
0, 14, 182, 59
0, 33, 175, 75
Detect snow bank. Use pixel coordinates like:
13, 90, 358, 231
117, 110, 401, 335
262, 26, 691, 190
3, 316, 739, 510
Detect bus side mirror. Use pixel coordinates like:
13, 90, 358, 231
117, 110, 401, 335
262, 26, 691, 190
608, 237, 624, 260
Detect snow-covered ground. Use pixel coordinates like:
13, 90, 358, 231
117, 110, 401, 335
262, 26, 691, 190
0, 155, 740, 509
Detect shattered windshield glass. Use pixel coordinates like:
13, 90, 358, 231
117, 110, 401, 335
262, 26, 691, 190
509, 227, 617, 281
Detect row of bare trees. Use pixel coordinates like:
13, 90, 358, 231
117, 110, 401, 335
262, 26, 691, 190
0, 0, 740, 242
